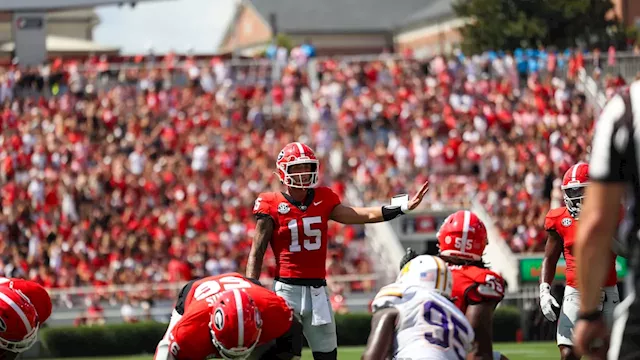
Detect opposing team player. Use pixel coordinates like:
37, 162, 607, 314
363, 255, 474, 360
0, 285, 41, 360
154, 272, 302, 360
247, 142, 429, 360
540, 163, 619, 360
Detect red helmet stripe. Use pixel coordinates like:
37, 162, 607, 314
460, 210, 471, 254
294, 142, 305, 156
0, 291, 31, 332
232, 289, 244, 346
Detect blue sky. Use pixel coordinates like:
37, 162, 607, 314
93, 0, 235, 54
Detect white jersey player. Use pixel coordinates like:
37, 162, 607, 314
362, 255, 475, 360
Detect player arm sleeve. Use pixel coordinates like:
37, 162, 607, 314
371, 286, 403, 314
589, 94, 633, 183
467, 273, 505, 305
154, 331, 179, 360
253, 195, 275, 222
174, 280, 196, 315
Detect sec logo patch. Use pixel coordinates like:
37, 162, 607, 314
562, 218, 572, 227
278, 202, 290, 214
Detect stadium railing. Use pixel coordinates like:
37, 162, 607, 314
48, 273, 381, 324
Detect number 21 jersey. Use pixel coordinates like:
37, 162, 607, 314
372, 282, 475, 360
253, 187, 341, 279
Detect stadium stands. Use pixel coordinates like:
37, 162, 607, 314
0, 47, 633, 318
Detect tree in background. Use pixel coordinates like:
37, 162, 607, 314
454, 0, 625, 53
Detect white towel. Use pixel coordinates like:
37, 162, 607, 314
310, 286, 332, 326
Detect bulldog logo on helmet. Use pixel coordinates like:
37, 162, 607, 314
213, 308, 224, 331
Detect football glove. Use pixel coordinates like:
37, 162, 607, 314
399, 248, 418, 270
539, 283, 561, 322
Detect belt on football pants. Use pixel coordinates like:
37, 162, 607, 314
275, 277, 327, 287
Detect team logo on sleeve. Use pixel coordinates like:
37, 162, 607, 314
278, 202, 291, 214
561, 218, 572, 227
213, 308, 225, 330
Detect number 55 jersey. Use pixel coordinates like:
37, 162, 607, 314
372, 282, 475, 360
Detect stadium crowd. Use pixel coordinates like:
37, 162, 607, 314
0, 46, 626, 312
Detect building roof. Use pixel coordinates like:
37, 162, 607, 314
251, 0, 432, 33
401, 0, 454, 29
0, 35, 120, 53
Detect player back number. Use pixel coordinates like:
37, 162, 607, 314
193, 276, 252, 302
288, 216, 322, 252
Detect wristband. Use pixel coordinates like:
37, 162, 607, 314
578, 310, 603, 322
382, 206, 404, 221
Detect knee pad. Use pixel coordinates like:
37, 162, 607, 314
312, 348, 337, 360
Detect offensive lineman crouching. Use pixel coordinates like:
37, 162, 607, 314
154, 273, 302, 360
247, 142, 429, 360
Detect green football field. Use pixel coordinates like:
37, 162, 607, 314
50, 342, 559, 359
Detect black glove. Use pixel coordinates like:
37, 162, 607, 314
399, 247, 418, 270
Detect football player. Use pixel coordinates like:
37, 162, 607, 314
0, 285, 41, 360
540, 163, 619, 360
247, 142, 429, 360
154, 272, 302, 360
401, 210, 509, 360
0, 278, 52, 324
363, 255, 474, 360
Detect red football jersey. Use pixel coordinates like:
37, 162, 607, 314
253, 187, 341, 279
0, 278, 52, 323
449, 264, 505, 314
167, 273, 293, 360
544, 207, 617, 287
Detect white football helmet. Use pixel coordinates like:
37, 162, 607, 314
396, 255, 453, 298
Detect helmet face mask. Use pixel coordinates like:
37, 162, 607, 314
276, 143, 320, 189
562, 184, 587, 218
279, 161, 319, 189
561, 163, 590, 219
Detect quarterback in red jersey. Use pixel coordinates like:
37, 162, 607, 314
540, 163, 619, 360
247, 142, 429, 360
154, 273, 302, 360
0, 278, 52, 324
0, 285, 41, 360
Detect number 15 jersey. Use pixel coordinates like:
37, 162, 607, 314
372, 283, 475, 360
253, 187, 341, 279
